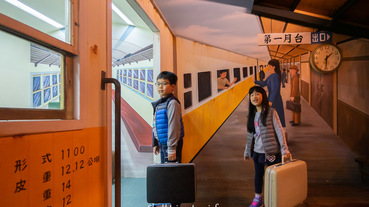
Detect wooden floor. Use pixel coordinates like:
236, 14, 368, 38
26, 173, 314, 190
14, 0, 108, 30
181, 83, 369, 207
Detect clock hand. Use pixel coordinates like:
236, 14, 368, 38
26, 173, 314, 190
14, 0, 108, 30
326, 52, 333, 59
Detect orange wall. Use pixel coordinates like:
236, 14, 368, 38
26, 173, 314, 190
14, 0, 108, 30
0, 127, 107, 207
182, 78, 255, 163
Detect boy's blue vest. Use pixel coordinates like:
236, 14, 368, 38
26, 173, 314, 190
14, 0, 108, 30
152, 94, 184, 145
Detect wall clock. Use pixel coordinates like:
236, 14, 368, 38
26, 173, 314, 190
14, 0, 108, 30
310, 43, 342, 73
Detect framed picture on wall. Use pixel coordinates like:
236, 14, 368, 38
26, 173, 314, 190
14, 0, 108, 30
233, 68, 240, 83
184, 73, 192, 88
243, 67, 248, 78
184, 91, 192, 109
198, 71, 212, 102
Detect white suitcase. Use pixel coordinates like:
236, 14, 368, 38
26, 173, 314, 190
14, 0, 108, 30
264, 157, 307, 207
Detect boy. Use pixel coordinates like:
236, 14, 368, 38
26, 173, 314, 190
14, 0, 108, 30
152, 71, 184, 164
217, 71, 237, 90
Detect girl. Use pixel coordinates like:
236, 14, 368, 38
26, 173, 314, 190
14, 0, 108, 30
244, 86, 291, 207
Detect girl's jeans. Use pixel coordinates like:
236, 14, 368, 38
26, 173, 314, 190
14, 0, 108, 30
252, 152, 281, 194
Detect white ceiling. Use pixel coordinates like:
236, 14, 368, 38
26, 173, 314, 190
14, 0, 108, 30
154, 0, 270, 61
1, 0, 270, 65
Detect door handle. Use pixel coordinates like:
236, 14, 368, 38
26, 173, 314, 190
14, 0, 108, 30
101, 71, 121, 207
321, 84, 324, 92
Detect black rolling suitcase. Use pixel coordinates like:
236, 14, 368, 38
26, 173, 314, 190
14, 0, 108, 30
146, 163, 196, 205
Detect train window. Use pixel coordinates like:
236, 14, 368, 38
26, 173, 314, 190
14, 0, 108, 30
243, 67, 248, 78
217, 69, 229, 92
0, 0, 72, 44
184, 73, 192, 89
233, 68, 240, 83
198, 71, 212, 102
0, 1, 77, 120
249, 66, 253, 75
184, 91, 192, 109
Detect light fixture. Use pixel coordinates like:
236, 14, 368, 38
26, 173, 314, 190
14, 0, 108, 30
5, 0, 64, 29
112, 3, 134, 25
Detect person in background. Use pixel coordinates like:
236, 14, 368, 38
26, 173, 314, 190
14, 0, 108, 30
259, 65, 265, 81
217, 71, 237, 90
253, 59, 286, 127
244, 86, 291, 207
281, 68, 287, 88
289, 65, 301, 126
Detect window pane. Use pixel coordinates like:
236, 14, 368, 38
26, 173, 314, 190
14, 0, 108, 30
0, 0, 71, 43
0, 30, 64, 110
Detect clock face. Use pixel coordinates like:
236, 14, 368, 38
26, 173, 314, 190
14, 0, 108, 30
310, 44, 342, 73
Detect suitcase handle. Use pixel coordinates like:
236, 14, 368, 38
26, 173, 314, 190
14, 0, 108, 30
282, 154, 293, 165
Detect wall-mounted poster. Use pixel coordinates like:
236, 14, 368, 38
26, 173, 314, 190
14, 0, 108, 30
198, 71, 212, 102
233, 68, 240, 83
33, 91, 41, 107
249, 66, 253, 75
184, 73, 192, 88
184, 91, 192, 109
243, 67, 248, 78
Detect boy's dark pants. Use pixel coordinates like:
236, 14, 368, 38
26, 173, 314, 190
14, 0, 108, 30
159, 139, 183, 164
159, 139, 184, 207
252, 152, 282, 194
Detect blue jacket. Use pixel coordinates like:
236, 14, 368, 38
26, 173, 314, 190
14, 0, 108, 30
255, 73, 286, 127
152, 94, 184, 146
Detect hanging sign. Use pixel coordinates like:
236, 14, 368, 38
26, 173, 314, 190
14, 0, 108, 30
258, 32, 332, 45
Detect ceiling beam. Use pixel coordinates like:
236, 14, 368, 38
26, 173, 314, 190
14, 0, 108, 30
251, 5, 369, 39
289, 0, 301, 11
269, 50, 293, 57
331, 0, 357, 20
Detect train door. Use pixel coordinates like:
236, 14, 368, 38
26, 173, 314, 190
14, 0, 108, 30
110, 0, 160, 206
0, 0, 110, 206
311, 69, 334, 128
